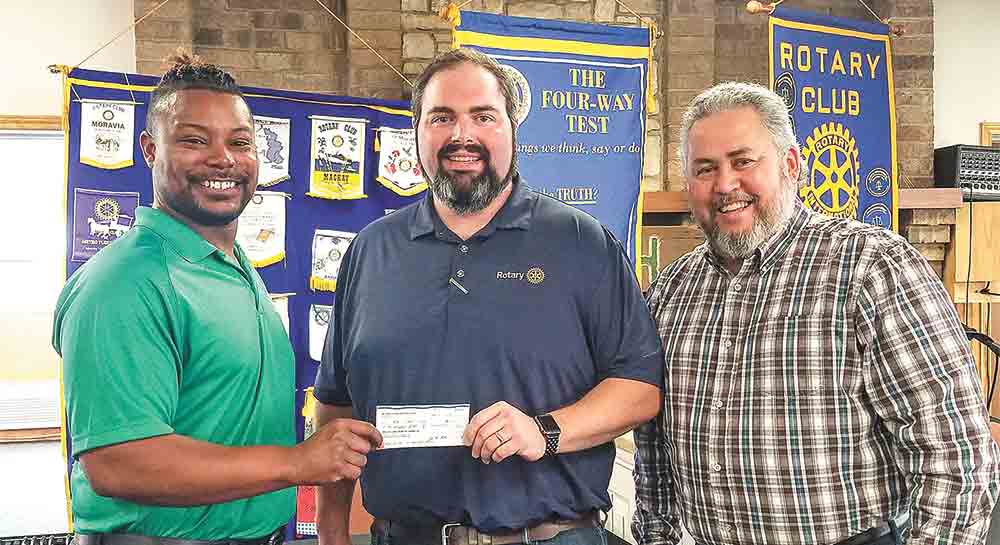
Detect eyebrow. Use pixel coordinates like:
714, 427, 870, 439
175, 122, 253, 134
691, 147, 757, 164
424, 105, 500, 115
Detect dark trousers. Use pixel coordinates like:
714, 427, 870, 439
371, 526, 607, 545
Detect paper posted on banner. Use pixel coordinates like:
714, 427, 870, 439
80, 100, 135, 170
310, 229, 356, 292
377, 127, 426, 196
71, 188, 140, 263
236, 191, 287, 268
308, 116, 368, 200
309, 304, 332, 361
254, 116, 291, 187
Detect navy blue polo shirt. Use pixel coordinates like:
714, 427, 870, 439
314, 179, 662, 531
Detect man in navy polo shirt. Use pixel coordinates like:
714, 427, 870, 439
312, 48, 663, 545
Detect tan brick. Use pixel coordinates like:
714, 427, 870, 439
256, 51, 300, 70
402, 0, 429, 11
667, 53, 713, 75
403, 61, 430, 75
644, 132, 662, 177
401, 13, 450, 31
303, 14, 336, 31
351, 11, 402, 30
895, 104, 933, 127
896, 124, 933, 142
668, 89, 699, 108
666, 72, 713, 90
195, 8, 251, 28
136, 0, 192, 19
353, 67, 407, 87
641, 176, 663, 192
301, 52, 338, 73
891, 1, 932, 18
137, 60, 169, 76
508, 3, 562, 20
669, 16, 713, 37
892, 35, 933, 56
349, 30, 401, 50
286, 0, 338, 11
669, 0, 713, 16
350, 48, 402, 69
904, 225, 949, 244
287, 31, 326, 50
232, 70, 286, 89
194, 28, 224, 46
138, 19, 193, 41
255, 30, 285, 49
199, 48, 256, 69
403, 32, 435, 59
595, 0, 616, 22
894, 69, 933, 89
911, 243, 945, 261
893, 54, 933, 71
668, 34, 713, 54
285, 73, 338, 92
891, 17, 933, 36
563, 3, 592, 21
136, 41, 185, 63
228, 0, 274, 9
467, 0, 503, 14
895, 89, 933, 107
224, 29, 253, 49
903, 208, 957, 226
927, 260, 944, 280
347, 0, 402, 10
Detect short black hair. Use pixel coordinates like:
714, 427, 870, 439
410, 48, 519, 134
145, 51, 245, 135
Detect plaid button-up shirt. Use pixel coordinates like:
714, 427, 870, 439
633, 204, 999, 545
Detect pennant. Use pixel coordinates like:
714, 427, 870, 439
79, 100, 134, 169
309, 229, 356, 291
254, 116, 291, 187
236, 191, 287, 268
307, 116, 368, 200
269, 294, 292, 337
377, 127, 427, 196
71, 188, 140, 263
309, 304, 332, 361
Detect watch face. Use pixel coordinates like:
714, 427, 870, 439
536, 414, 560, 435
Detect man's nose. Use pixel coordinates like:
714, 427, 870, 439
712, 165, 740, 194
450, 117, 474, 144
206, 141, 236, 168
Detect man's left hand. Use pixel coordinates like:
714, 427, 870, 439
464, 401, 546, 464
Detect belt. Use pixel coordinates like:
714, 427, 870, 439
373, 512, 601, 545
833, 523, 893, 545
73, 528, 284, 545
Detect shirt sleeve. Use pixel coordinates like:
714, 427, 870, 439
856, 239, 1000, 545
313, 239, 355, 406
632, 411, 683, 545
584, 227, 664, 386
53, 265, 180, 457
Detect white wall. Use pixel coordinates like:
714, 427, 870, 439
2, 1, 136, 116
933, 0, 1000, 148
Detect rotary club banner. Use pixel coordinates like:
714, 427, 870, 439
450, 9, 655, 267
377, 127, 426, 196
79, 100, 134, 169
308, 116, 368, 200
71, 188, 140, 262
236, 191, 287, 268
309, 304, 332, 361
309, 229, 355, 292
769, 6, 898, 230
254, 116, 291, 187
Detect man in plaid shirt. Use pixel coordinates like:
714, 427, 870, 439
633, 82, 999, 545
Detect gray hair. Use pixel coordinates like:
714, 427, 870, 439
678, 81, 805, 184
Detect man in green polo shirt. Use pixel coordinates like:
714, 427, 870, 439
53, 54, 382, 544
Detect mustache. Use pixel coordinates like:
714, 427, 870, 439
713, 191, 755, 208
438, 142, 489, 161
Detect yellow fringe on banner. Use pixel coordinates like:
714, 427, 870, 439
444, 2, 462, 49
646, 24, 659, 115
251, 251, 285, 269
374, 131, 380, 152
310, 275, 338, 292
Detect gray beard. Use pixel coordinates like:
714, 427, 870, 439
430, 163, 513, 216
706, 179, 799, 260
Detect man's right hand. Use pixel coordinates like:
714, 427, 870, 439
292, 418, 383, 485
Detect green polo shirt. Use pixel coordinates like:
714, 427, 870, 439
53, 207, 295, 539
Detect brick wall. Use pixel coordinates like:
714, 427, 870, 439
135, 0, 347, 93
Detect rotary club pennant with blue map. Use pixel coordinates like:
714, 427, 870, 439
309, 229, 356, 291
254, 116, 291, 187
376, 127, 426, 196
769, 6, 898, 230
71, 188, 140, 262
236, 191, 288, 268
308, 116, 368, 200
79, 100, 134, 170
450, 9, 655, 267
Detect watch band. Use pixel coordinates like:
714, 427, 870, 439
534, 413, 560, 456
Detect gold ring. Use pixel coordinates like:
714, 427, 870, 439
495, 429, 507, 443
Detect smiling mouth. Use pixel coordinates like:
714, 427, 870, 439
717, 201, 752, 214
199, 179, 240, 190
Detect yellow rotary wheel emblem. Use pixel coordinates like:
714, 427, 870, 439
800, 122, 860, 219
526, 267, 545, 285
93, 197, 120, 222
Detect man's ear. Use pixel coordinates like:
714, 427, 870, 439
139, 130, 156, 168
784, 146, 801, 183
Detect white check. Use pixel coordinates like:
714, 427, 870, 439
375, 404, 470, 449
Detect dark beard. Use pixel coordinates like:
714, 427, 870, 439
429, 143, 514, 215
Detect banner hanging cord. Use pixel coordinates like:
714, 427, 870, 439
73, 0, 173, 71
312, 0, 413, 88
614, 0, 664, 38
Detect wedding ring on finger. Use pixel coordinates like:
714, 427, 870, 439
495, 429, 508, 444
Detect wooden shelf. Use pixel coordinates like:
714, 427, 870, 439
642, 188, 963, 214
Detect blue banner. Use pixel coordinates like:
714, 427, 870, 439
452, 10, 654, 266
769, 6, 898, 231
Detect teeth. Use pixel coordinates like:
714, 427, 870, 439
448, 156, 479, 163
201, 180, 237, 190
719, 202, 750, 213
